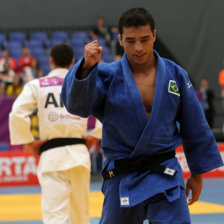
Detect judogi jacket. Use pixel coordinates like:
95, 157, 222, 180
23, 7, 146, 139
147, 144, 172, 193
10, 68, 91, 173
61, 51, 223, 207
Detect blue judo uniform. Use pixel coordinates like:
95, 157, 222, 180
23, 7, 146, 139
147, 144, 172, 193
61, 50, 224, 224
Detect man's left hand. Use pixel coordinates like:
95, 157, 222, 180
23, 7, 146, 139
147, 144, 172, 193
185, 174, 203, 205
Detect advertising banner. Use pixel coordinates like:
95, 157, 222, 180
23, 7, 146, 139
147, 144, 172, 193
0, 151, 39, 186
0, 144, 223, 186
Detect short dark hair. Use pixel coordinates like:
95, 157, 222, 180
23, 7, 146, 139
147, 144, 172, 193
119, 8, 155, 35
50, 43, 74, 67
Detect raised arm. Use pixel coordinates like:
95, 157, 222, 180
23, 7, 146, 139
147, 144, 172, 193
78, 40, 103, 79
61, 40, 107, 119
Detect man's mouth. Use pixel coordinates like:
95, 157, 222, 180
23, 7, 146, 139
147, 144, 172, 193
135, 54, 145, 57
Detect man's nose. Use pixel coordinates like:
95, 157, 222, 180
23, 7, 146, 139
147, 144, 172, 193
135, 42, 143, 51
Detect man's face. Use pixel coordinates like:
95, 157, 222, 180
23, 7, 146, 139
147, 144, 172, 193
118, 25, 156, 65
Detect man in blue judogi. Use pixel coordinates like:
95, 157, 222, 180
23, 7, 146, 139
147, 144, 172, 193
61, 8, 223, 224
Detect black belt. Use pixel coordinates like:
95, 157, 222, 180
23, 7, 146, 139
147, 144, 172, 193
102, 151, 177, 180
40, 138, 86, 152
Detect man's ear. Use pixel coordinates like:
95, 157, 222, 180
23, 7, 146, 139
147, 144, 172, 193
118, 34, 123, 47
49, 57, 54, 65
153, 29, 157, 43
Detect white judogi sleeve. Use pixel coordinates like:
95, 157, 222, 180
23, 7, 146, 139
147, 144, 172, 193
9, 79, 38, 145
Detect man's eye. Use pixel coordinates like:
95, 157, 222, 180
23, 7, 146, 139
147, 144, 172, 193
126, 40, 135, 43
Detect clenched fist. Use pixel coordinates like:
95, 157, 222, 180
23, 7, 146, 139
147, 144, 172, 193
79, 40, 103, 79
84, 40, 103, 67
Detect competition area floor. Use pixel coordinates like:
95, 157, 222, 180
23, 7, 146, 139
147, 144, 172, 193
0, 178, 224, 224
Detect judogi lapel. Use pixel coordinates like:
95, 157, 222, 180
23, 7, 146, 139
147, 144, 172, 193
121, 52, 166, 158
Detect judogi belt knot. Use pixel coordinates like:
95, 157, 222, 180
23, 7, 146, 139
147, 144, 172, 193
102, 151, 177, 180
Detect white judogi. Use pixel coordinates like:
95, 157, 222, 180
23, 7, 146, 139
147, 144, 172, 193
9, 68, 96, 224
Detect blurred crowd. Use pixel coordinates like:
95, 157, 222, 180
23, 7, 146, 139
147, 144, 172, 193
0, 48, 43, 98
0, 17, 123, 99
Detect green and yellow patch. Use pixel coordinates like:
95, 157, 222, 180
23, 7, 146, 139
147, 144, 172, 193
168, 80, 180, 96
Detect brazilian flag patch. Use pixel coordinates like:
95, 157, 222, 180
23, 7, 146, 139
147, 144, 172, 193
168, 80, 180, 96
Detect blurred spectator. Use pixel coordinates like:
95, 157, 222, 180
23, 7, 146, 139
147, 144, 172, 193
197, 79, 215, 128
89, 17, 112, 46
0, 60, 15, 97
29, 58, 43, 78
0, 49, 17, 72
17, 47, 34, 74
196, 89, 204, 109
21, 58, 43, 83
6, 74, 23, 97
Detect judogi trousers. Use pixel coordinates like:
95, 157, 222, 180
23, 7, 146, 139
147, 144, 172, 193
38, 166, 90, 224
100, 176, 191, 224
